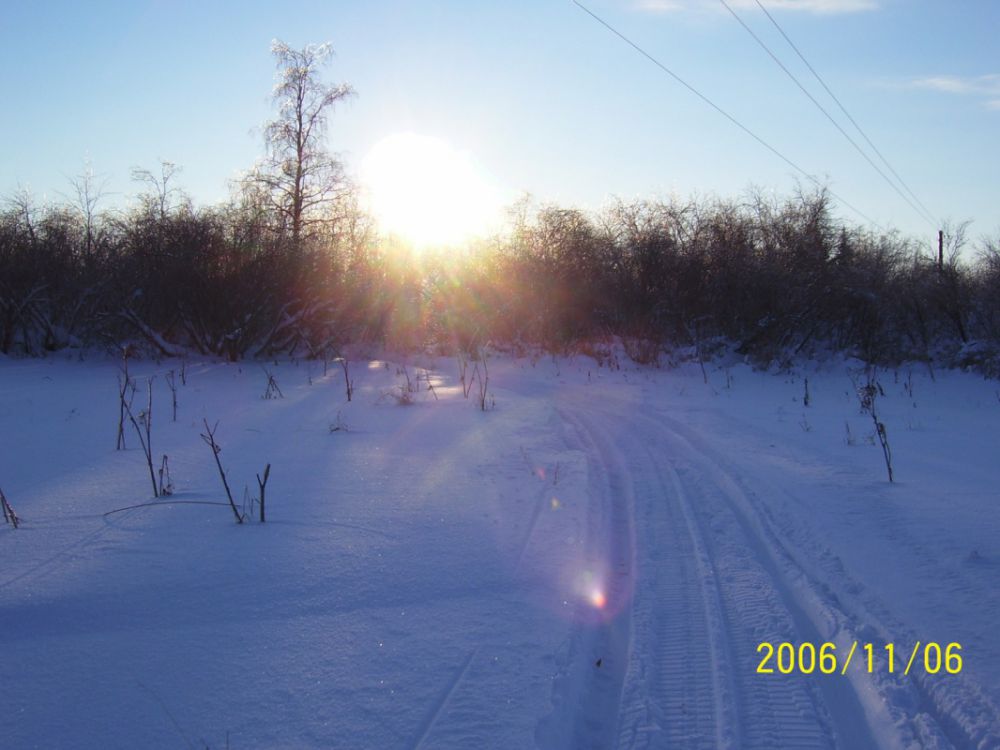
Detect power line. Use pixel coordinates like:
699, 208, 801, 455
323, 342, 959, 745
570, 1, 882, 228
750, 0, 938, 226
718, 0, 936, 228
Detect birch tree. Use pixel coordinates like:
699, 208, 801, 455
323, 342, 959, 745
255, 40, 355, 246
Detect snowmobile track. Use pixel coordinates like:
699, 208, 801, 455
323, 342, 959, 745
558, 391, 882, 749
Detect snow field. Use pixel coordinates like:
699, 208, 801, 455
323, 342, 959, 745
1, 351, 998, 748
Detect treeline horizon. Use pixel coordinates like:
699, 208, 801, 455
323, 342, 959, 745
6, 38, 998, 374
3, 176, 1000, 374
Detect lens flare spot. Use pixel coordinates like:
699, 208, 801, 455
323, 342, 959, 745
551, 497, 560, 510
590, 589, 607, 609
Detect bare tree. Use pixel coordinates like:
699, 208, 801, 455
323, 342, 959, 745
253, 40, 356, 245
66, 161, 110, 259
936, 219, 974, 344
6, 187, 39, 245
131, 160, 183, 221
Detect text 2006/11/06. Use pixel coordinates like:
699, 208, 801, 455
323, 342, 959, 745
756, 641, 963, 676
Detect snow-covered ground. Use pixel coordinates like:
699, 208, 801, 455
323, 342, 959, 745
1, 350, 998, 749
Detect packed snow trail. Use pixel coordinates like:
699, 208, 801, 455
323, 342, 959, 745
543, 388, 879, 750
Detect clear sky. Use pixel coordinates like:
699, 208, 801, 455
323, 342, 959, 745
2, 0, 997, 247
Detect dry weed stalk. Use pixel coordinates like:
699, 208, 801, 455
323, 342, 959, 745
200, 420, 244, 523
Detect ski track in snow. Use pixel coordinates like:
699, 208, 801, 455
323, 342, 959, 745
409, 647, 480, 750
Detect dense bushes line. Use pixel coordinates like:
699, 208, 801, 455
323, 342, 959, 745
428, 190, 1000, 371
0, 186, 379, 360
2, 186, 999, 372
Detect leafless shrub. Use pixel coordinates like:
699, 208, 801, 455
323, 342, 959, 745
256, 464, 271, 523
380, 363, 421, 405
683, 318, 709, 384
473, 347, 492, 411
116, 351, 135, 450
165, 369, 178, 422
458, 351, 471, 397
855, 369, 894, 482
337, 357, 353, 401
1, 487, 20, 528
622, 336, 660, 366
262, 368, 283, 400
421, 370, 439, 401
200, 420, 244, 524
122, 377, 159, 497
385, 385, 414, 406
329, 410, 349, 432
158, 455, 174, 496
397, 364, 416, 394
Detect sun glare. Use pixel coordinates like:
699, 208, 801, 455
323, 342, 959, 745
361, 133, 503, 249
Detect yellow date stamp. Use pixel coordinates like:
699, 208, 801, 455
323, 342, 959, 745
756, 641, 963, 676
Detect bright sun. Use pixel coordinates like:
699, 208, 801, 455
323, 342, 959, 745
361, 133, 503, 248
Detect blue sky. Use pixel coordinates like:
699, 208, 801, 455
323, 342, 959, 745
1, 0, 997, 246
